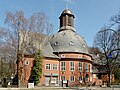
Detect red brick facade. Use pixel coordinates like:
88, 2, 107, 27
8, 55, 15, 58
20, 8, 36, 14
18, 53, 94, 87
17, 9, 114, 87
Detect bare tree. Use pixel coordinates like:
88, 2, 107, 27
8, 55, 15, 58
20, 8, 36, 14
110, 11, 120, 27
23, 12, 53, 55
93, 26, 120, 86
0, 10, 53, 87
0, 27, 17, 81
93, 11, 120, 86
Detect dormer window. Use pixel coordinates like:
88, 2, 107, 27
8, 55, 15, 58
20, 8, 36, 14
82, 44, 85, 48
54, 42, 59, 46
69, 41, 74, 46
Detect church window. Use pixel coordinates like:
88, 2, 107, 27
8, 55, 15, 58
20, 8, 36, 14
61, 76, 66, 81
70, 62, 74, 71
61, 62, 66, 71
86, 74, 89, 81
70, 76, 75, 82
86, 64, 89, 72
53, 64, 57, 70
46, 64, 50, 70
78, 62, 83, 72
78, 76, 83, 81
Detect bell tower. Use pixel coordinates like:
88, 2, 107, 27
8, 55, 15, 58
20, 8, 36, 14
59, 9, 75, 32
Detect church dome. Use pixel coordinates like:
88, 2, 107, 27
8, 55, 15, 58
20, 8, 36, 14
61, 9, 73, 15
49, 30, 89, 54
49, 9, 89, 54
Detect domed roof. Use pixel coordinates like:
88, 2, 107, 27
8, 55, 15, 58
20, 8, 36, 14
49, 9, 89, 54
60, 9, 75, 18
49, 30, 89, 54
62, 9, 73, 15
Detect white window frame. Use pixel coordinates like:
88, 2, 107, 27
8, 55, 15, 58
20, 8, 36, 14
53, 64, 58, 70
86, 64, 89, 72
70, 62, 74, 71
61, 62, 66, 71
85, 74, 89, 81
70, 76, 75, 82
46, 64, 50, 70
61, 76, 66, 81
90, 64, 93, 72
78, 62, 83, 72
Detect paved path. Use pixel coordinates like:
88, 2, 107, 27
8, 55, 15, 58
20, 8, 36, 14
0, 86, 120, 90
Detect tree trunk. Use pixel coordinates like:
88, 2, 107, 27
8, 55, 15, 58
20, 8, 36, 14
108, 72, 111, 87
19, 51, 24, 88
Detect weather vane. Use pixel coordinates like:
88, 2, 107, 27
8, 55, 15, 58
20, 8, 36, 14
66, 2, 68, 9
64, 0, 71, 9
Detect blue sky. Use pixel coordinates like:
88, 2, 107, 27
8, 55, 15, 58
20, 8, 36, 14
0, 0, 120, 46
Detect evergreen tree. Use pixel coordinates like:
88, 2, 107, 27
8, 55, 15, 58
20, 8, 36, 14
31, 50, 42, 85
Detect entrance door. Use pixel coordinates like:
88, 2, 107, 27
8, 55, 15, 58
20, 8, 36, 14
52, 77, 57, 84
45, 77, 50, 86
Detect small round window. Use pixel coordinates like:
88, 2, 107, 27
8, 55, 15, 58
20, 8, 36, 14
78, 55, 82, 58
61, 54, 65, 57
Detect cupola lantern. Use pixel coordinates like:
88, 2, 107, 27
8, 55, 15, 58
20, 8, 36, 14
59, 9, 75, 32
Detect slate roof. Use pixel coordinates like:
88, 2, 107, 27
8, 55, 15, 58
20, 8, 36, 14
18, 30, 89, 58
50, 30, 89, 54
18, 9, 90, 58
40, 38, 59, 58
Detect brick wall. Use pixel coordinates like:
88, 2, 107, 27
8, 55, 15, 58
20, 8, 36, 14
18, 53, 93, 87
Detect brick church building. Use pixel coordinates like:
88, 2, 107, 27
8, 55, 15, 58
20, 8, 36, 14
17, 9, 112, 87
